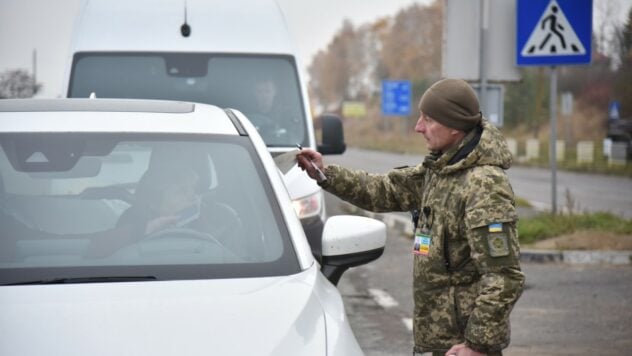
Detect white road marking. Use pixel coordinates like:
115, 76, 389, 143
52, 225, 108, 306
368, 288, 399, 308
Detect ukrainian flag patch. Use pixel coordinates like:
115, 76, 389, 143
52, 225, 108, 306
488, 223, 503, 232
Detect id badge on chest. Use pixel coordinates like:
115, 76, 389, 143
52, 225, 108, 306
411, 206, 433, 256
413, 231, 431, 256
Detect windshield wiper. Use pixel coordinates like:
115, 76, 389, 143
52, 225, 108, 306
5, 275, 158, 285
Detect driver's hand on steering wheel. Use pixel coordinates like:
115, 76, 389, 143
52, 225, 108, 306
145, 215, 179, 235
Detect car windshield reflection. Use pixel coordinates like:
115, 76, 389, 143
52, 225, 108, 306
0, 133, 298, 284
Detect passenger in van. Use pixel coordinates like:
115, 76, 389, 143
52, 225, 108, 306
248, 76, 301, 139
253, 78, 278, 118
248, 77, 280, 131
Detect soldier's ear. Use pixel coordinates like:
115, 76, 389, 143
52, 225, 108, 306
449, 128, 464, 137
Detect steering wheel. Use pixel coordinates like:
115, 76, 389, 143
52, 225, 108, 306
205, 201, 245, 240
144, 226, 226, 247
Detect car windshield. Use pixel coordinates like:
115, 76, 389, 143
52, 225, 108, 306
0, 133, 299, 285
69, 54, 308, 148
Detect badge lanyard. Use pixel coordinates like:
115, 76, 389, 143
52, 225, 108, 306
412, 207, 432, 256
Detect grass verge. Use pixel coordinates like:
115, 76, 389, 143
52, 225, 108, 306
518, 212, 632, 245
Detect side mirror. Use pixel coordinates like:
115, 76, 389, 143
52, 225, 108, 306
320, 215, 386, 285
317, 114, 346, 155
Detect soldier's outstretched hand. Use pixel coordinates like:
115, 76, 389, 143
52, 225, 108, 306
296, 148, 325, 182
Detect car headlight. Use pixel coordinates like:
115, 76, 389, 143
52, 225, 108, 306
292, 191, 323, 219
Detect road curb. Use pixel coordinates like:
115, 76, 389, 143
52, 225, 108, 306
340, 203, 632, 266
520, 249, 563, 263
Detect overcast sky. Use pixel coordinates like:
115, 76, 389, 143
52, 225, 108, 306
0, 0, 630, 98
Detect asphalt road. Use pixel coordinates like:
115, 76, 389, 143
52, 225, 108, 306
323, 148, 632, 355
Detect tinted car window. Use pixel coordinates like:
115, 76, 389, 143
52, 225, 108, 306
0, 133, 299, 285
69, 54, 307, 147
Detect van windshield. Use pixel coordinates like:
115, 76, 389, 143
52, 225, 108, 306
69, 54, 307, 147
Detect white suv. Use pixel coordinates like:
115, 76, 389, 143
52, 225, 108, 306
0, 99, 385, 356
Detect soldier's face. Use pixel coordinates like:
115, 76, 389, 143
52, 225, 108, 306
415, 112, 462, 152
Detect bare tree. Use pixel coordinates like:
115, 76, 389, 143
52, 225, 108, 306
308, 0, 443, 113
594, 0, 621, 57
378, 1, 442, 81
0, 69, 41, 99
308, 20, 378, 111
613, 7, 632, 118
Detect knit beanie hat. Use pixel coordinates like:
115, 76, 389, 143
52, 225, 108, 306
419, 78, 482, 131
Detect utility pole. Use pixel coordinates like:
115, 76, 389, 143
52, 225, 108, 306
32, 49, 37, 95
479, 0, 489, 115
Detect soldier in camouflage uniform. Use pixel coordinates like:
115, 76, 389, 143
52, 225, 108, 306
297, 78, 525, 356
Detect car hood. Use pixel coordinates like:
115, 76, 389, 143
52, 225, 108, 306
0, 268, 329, 356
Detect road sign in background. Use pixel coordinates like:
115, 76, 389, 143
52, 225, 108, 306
381, 80, 411, 116
342, 101, 367, 118
443, 0, 521, 82
517, 0, 592, 66
472, 84, 504, 127
608, 101, 620, 120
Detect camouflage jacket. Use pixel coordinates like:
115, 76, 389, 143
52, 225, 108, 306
320, 120, 525, 354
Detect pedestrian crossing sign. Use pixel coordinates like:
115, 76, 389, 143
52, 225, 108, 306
517, 0, 592, 66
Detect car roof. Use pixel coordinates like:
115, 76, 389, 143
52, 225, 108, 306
0, 98, 243, 135
71, 0, 294, 55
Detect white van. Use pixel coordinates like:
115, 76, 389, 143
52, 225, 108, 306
63, 0, 346, 259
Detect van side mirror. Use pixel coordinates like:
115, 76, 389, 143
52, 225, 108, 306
317, 114, 346, 155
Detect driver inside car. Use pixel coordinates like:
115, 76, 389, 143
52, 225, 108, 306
86, 164, 206, 257
86, 156, 244, 259
120, 165, 202, 235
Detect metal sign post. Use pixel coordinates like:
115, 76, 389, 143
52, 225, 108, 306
517, 0, 592, 214
550, 66, 558, 214
479, 0, 489, 116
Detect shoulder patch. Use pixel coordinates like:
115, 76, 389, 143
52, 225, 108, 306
486, 222, 509, 257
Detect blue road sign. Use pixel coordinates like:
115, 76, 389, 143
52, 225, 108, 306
517, 0, 592, 66
382, 80, 411, 116
609, 101, 620, 120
